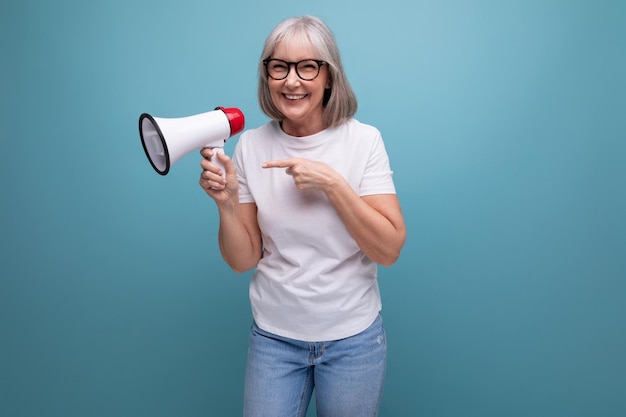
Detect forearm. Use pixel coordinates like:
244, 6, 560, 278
217, 202, 262, 273
325, 180, 406, 266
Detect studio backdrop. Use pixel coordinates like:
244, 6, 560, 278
1, 1, 624, 416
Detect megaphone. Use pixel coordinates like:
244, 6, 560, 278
139, 106, 245, 176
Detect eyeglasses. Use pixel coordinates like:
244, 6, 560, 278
263, 58, 327, 81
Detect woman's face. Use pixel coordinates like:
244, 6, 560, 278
268, 37, 331, 137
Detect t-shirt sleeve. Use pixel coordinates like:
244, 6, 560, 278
232, 135, 255, 204
359, 131, 396, 196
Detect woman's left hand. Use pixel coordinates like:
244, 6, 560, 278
262, 158, 340, 191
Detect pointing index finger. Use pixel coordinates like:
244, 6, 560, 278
262, 159, 295, 169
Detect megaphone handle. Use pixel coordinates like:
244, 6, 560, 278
209, 146, 226, 180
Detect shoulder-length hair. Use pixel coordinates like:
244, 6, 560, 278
257, 16, 358, 129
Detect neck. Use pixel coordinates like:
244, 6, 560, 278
280, 119, 325, 137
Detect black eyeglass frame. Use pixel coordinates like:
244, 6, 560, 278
262, 58, 327, 81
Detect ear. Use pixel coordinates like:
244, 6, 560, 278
325, 76, 332, 89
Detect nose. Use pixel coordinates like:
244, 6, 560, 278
284, 64, 301, 86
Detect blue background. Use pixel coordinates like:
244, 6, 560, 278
1, 1, 624, 416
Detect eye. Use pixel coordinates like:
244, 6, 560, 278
270, 61, 288, 71
298, 61, 318, 72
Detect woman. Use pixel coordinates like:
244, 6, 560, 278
199, 15, 406, 417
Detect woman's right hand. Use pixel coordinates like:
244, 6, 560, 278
199, 148, 239, 204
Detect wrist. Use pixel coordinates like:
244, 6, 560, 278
323, 173, 350, 197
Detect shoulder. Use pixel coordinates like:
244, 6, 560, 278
341, 118, 382, 139
233, 120, 280, 166
235, 121, 278, 159
240, 120, 277, 142
334, 119, 385, 152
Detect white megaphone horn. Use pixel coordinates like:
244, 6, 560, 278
138, 106, 245, 175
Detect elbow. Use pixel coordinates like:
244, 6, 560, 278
375, 231, 406, 267
226, 258, 258, 274
376, 249, 402, 267
219, 241, 262, 274
231, 265, 253, 274
367, 242, 403, 267
224, 250, 262, 274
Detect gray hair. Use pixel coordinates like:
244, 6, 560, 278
257, 16, 358, 129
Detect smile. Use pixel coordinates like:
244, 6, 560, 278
284, 94, 307, 100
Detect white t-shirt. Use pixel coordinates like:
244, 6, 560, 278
232, 119, 396, 342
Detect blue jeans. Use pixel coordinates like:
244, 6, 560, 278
243, 314, 387, 417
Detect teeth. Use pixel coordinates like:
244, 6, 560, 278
285, 94, 306, 100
